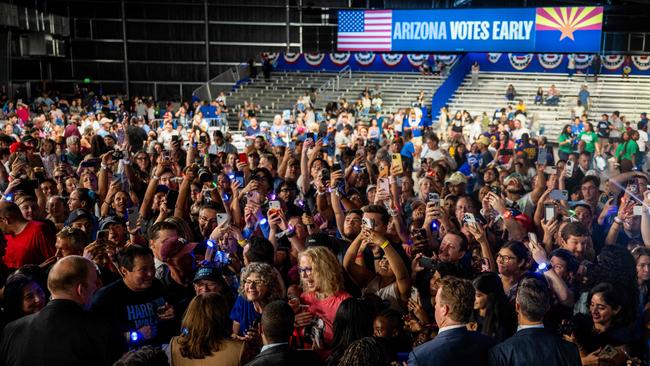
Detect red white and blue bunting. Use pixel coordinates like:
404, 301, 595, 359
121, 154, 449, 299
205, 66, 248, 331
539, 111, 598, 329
508, 54, 533, 70
601, 55, 625, 70
487, 53, 502, 64
304, 53, 326, 67
537, 54, 563, 69
632, 55, 650, 71
574, 54, 593, 69
329, 53, 351, 66
354, 52, 376, 66
270, 52, 650, 75
434, 54, 458, 67
380, 53, 404, 67
265, 52, 279, 63
406, 54, 430, 67
283, 53, 301, 64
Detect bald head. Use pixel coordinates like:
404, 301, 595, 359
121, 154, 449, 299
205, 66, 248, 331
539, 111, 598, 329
48, 256, 98, 308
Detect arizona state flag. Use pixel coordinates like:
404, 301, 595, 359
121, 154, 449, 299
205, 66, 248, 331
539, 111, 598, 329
535, 7, 603, 53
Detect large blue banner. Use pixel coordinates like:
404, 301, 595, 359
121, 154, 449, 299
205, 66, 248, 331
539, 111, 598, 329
337, 7, 603, 53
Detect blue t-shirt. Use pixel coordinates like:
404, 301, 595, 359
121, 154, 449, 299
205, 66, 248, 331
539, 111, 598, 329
270, 124, 287, 147
229, 295, 261, 336
401, 141, 416, 159
200, 105, 217, 118
246, 126, 260, 137
570, 123, 584, 137
579, 90, 590, 105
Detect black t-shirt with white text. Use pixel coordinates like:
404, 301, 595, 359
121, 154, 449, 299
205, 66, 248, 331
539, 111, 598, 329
91, 279, 173, 351
597, 120, 611, 138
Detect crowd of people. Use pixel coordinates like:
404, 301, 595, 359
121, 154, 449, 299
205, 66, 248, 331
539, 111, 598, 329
0, 74, 648, 366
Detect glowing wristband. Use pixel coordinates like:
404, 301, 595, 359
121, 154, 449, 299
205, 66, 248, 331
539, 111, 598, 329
238, 239, 248, 247
536, 262, 551, 274
380, 240, 389, 249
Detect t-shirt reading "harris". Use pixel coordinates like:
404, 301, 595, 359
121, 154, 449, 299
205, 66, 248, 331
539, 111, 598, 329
91, 279, 172, 351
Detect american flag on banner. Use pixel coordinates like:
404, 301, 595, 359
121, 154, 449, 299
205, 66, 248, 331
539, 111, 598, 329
337, 10, 393, 51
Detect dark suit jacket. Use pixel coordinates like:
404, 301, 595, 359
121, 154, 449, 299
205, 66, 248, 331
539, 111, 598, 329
488, 327, 581, 366
245, 344, 323, 366
0, 299, 118, 366
408, 327, 495, 366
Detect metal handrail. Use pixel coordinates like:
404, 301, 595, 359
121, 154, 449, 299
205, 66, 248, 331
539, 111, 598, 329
192, 63, 249, 102
317, 65, 353, 94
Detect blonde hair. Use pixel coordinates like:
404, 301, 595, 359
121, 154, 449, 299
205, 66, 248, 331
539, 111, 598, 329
299, 247, 343, 299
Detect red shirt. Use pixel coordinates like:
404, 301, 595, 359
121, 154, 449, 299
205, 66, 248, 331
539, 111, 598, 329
300, 290, 352, 348
16, 106, 29, 123
4, 221, 56, 269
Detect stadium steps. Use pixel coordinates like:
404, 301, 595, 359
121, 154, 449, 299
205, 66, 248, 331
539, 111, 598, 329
226, 71, 445, 129
446, 72, 650, 142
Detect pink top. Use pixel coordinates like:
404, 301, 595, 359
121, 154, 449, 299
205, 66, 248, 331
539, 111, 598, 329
300, 290, 351, 348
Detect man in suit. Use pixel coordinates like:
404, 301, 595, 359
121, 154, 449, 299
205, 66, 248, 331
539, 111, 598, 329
408, 277, 495, 366
488, 277, 581, 366
0, 256, 119, 366
246, 300, 322, 366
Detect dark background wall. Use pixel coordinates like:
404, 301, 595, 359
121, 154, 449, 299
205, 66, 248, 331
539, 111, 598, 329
2, 0, 649, 101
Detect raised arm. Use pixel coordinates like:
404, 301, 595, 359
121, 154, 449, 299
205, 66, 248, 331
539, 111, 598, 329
529, 164, 547, 203
330, 170, 346, 237
140, 158, 168, 219
174, 168, 193, 222
366, 229, 412, 302
342, 232, 374, 288
299, 140, 313, 195
606, 200, 633, 246
528, 239, 574, 307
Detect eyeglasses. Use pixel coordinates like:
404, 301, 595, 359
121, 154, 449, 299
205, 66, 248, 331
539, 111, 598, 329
54, 176, 66, 181
244, 279, 267, 287
298, 267, 313, 274
496, 254, 518, 263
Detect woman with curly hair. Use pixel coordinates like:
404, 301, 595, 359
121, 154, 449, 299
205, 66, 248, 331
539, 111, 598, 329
230, 262, 283, 339
169, 293, 249, 366
295, 246, 351, 356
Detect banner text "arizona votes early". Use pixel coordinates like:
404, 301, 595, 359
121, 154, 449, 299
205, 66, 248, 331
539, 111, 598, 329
337, 7, 603, 53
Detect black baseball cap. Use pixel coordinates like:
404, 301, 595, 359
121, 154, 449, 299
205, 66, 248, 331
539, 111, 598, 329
193, 267, 223, 283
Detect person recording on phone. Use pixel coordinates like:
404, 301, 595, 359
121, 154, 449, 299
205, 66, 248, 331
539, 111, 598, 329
343, 205, 411, 312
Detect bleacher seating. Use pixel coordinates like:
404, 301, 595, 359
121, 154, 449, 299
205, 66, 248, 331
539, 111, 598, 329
447, 72, 650, 142
227, 71, 444, 128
